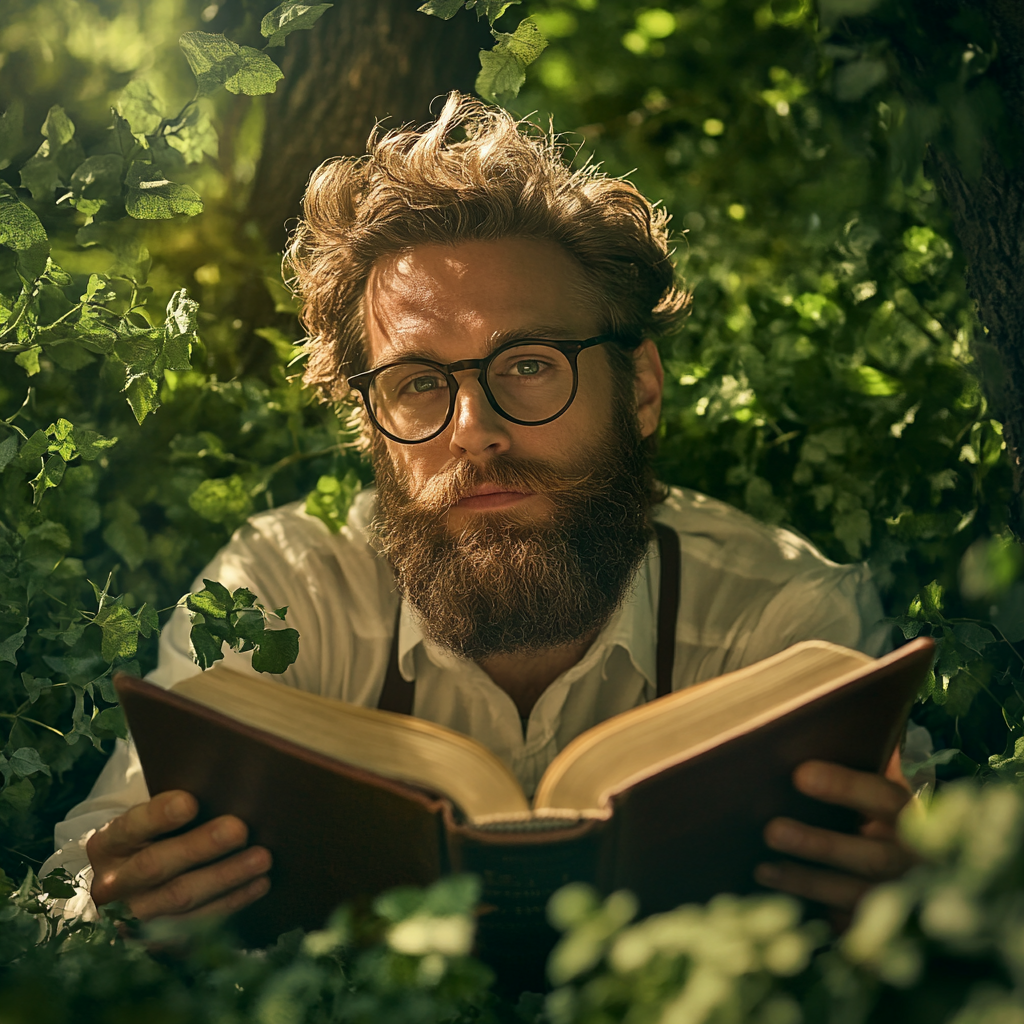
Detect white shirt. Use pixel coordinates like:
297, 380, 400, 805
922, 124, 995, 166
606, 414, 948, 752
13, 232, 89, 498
41, 485, 889, 918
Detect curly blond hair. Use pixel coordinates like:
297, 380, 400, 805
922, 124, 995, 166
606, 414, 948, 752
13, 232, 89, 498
286, 92, 690, 400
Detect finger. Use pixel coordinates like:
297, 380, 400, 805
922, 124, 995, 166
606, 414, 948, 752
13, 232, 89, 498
129, 845, 272, 921
88, 791, 198, 862
172, 874, 271, 921
755, 860, 873, 912
793, 761, 912, 820
764, 816, 914, 881
104, 816, 252, 902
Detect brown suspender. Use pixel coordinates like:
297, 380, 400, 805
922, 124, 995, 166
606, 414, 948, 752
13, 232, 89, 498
377, 521, 681, 715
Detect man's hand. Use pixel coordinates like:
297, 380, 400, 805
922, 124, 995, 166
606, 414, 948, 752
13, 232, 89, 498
87, 790, 272, 921
754, 747, 916, 925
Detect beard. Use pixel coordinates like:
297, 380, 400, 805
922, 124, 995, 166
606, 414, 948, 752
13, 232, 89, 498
371, 403, 656, 660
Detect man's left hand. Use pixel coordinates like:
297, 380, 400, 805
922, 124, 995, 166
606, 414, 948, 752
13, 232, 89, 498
754, 748, 917, 925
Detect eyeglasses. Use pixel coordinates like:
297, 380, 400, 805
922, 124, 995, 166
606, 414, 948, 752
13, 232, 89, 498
347, 334, 625, 445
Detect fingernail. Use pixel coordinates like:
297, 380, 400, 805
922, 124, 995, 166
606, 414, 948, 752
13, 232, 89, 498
797, 763, 827, 795
168, 795, 193, 822
756, 863, 782, 885
251, 876, 271, 896
248, 847, 272, 871
213, 819, 243, 845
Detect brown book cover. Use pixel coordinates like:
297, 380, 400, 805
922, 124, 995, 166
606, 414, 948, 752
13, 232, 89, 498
115, 636, 933, 977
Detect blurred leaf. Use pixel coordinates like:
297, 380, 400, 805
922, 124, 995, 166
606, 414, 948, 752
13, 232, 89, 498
117, 79, 164, 136
261, 3, 333, 47
124, 163, 203, 220
8, 748, 50, 779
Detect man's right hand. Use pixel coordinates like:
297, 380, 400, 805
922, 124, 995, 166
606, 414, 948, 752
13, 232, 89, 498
87, 790, 272, 921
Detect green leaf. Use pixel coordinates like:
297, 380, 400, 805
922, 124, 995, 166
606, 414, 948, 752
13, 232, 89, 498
189, 621, 224, 669
15, 429, 49, 468
164, 104, 218, 164
124, 375, 160, 424
418, 0, 466, 18
92, 706, 128, 740
117, 79, 165, 136
251, 626, 300, 674
476, 19, 547, 103
72, 428, 118, 461
469, 0, 519, 21
834, 57, 888, 102
124, 162, 204, 221
179, 32, 284, 97
14, 346, 41, 376
69, 154, 123, 204
188, 474, 253, 524
833, 508, 870, 559
137, 603, 160, 639
22, 673, 52, 704
98, 604, 140, 662
845, 365, 901, 396
18, 105, 77, 201
0, 434, 19, 472
30, 455, 66, 504
0, 102, 24, 170
0, 623, 27, 665
261, 3, 333, 47
188, 580, 233, 619
0, 181, 50, 282
8, 748, 50, 779
952, 622, 995, 655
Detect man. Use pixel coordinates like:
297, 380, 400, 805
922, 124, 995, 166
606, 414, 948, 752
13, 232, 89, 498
42, 93, 914, 929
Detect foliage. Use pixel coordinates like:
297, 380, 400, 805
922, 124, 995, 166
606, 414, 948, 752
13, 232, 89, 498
0, 0, 366, 884
0, 872, 500, 1024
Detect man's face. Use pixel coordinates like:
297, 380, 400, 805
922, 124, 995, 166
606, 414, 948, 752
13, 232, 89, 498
363, 237, 663, 658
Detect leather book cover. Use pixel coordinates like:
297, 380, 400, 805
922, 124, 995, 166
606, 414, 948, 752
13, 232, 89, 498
115, 675, 449, 946
599, 637, 935, 914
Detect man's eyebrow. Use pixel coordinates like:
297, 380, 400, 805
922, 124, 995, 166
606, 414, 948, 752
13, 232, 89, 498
374, 326, 584, 366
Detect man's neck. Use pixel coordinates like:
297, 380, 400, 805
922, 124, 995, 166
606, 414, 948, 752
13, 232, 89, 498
477, 631, 598, 719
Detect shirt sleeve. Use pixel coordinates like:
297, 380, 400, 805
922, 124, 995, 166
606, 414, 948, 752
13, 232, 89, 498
38, 737, 149, 921
737, 562, 892, 666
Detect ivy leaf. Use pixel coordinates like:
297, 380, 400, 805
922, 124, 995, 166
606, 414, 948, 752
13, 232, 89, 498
21, 674, 52, 704
19, 106, 77, 200
953, 622, 995, 655
15, 429, 49, 468
164, 104, 218, 164
30, 455, 66, 504
98, 603, 140, 662
188, 474, 253, 525
188, 580, 233, 619
92, 707, 129, 740
418, 0, 466, 17
251, 626, 300, 674
468, 0, 519, 21
72, 428, 118, 462
0, 622, 27, 665
160, 289, 198, 372
834, 57, 889, 102
124, 162, 203, 220
179, 32, 284, 97
124, 375, 160, 425
14, 346, 41, 376
261, 3, 333, 47
476, 19, 547, 103
69, 154, 123, 208
117, 79, 165, 137
0, 181, 50, 282
8, 748, 50, 779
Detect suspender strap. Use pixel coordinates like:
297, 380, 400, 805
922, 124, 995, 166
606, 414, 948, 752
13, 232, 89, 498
653, 521, 681, 698
377, 522, 682, 714
378, 601, 415, 715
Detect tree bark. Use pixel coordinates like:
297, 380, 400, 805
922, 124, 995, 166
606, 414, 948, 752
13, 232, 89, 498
247, 1, 491, 251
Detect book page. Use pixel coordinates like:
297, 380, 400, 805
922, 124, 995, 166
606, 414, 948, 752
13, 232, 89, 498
533, 640, 873, 813
173, 668, 530, 820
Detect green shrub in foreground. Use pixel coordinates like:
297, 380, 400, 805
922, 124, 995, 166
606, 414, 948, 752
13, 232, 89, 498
5, 778, 1024, 1023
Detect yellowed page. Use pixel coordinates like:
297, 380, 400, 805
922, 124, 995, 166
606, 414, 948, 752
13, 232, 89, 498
172, 667, 529, 820
534, 640, 872, 813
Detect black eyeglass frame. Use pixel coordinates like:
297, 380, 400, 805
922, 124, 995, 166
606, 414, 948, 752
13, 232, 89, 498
347, 333, 629, 445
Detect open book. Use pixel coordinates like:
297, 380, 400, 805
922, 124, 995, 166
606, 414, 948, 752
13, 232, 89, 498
116, 637, 933, 981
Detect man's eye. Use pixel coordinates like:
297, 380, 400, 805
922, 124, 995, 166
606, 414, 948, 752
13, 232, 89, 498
405, 375, 443, 394
513, 360, 542, 376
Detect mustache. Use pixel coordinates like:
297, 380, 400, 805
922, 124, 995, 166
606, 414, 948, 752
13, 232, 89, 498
405, 456, 597, 514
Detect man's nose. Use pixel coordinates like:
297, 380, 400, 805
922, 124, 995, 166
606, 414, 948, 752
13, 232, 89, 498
448, 371, 511, 459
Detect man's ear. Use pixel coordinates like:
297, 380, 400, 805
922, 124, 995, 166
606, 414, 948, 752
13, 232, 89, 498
634, 339, 663, 439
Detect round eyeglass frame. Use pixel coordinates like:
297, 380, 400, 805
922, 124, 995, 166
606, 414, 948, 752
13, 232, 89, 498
346, 334, 627, 445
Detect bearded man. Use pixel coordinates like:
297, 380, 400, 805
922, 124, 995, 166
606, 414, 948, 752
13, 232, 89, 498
42, 94, 915, 932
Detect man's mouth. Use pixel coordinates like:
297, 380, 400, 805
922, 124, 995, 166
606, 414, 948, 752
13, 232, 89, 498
454, 484, 534, 511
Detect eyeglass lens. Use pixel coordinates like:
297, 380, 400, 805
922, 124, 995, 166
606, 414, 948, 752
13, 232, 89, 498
368, 343, 576, 442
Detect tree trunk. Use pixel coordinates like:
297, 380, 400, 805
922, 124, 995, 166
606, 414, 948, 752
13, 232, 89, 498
904, 0, 1024, 533
247, 1, 491, 251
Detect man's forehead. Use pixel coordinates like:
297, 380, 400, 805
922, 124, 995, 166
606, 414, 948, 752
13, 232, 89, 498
362, 240, 598, 361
